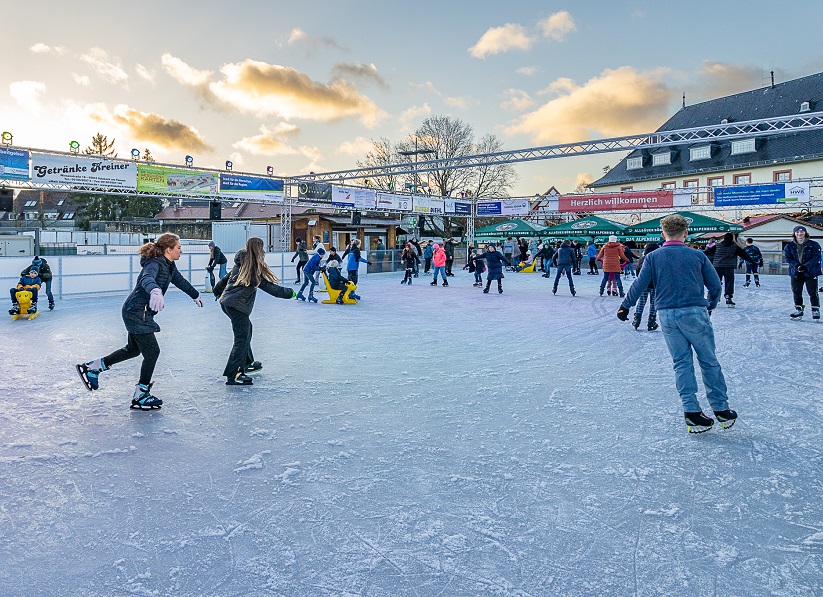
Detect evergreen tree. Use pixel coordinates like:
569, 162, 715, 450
142, 148, 155, 162
85, 133, 117, 158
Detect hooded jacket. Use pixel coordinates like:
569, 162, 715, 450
122, 256, 199, 335
705, 235, 752, 269
474, 248, 509, 280
214, 251, 293, 315
554, 242, 575, 267
595, 242, 627, 273
432, 244, 447, 267
784, 238, 822, 278
207, 245, 228, 268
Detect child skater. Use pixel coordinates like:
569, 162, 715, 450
400, 243, 420, 285
214, 237, 295, 386
9, 268, 41, 315
76, 233, 203, 410
631, 242, 659, 330
466, 248, 485, 287
474, 244, 510, 294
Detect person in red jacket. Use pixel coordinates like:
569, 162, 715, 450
430, 243, 449, 287
596, 236, 628, 297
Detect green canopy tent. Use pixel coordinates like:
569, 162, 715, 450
624, 211, 744, 235
474, 219, 549, 239
542, 215, 627, 238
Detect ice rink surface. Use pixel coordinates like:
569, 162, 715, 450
1, 268, 822, 596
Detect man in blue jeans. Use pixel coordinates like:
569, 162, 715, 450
617, 214, 737, 434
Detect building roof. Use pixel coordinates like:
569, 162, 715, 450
592, 72, 823, 188
703, 214, 823, 238
155, 203, 399, 228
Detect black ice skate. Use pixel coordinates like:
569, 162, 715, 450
647, 316, 659, 332
684, 411, 714, 434
713, 409, 737, 430
632, 313, 642, 330
244, 361, 263, 373
131, 383, 162, 410
226, 372, 254, 386
76, 358, 108, 391
790, 305, 804, 319
8, 304, 20, 315
725, 296, 735, 308
813, 308, 821, 321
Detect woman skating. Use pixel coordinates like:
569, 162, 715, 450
475, 244, 510, 294
76, 233, 203, 410
214, 237, 295, 385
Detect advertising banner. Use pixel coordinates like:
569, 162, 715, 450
0, 148, 29, 181
376, 192, 413, 212
713, 182, 811, 206
298, 181, 332, 203
331, 185, 376, 209
219, 174, 284, 201
31, 153, 137, 190
412, 196, 445, 214
476, 199, 529, 216
445, 200, 471, 215
558, 190, 673, 213
136, 165, 217, 195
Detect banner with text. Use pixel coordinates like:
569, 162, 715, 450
331, 185, 376, 209
137, 165, 218, 195
219, 174, 284, 201
297, 181, 332, 203
0, 148, 29, 181
376, 192, 413, 212
558, 190, 673, 212
713, 182, 811, 206
31, 153, 137, 190
445, 199, 471, 215
412, 196, 445, 214
476, 199, 529, 216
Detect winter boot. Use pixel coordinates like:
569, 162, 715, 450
725, 296, 735, 308
483, 284, 490, 294
813, 307, 820, 321
335, 293, 344, 304
430, 280, 437, 286
790, 305, 804, 319
631, 313, 642, 330
684, 411, 714, 434
295, 292, 306, 301
8, 303, 20, 315
498, 283, 503, 294
49, 302, 55, 310
76, 358, 108, 391
713, 409, 737, 430
226, 371, 253, 386
442, 281, 449, 287
131, 383, 162, 410
647, 315, 659, 331
28, 302, 37, 314
307, 294, 318, 303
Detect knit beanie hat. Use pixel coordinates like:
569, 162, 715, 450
608, 235, 618, 243
316, 247, 326, 255
793, 225, 808, 234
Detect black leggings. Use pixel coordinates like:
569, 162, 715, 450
295, 260, 307, 281
791, 276, 820, 308
221, 305, 255, 378
105, 332, 160, 386
715, 266, 736, 298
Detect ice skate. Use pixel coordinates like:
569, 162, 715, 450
131, 383, 162, 410
743, 282, 750, 287
647, 316, 659, 331
498, 286, 503, 294
335, 294, 344, 304
407, 278, 412, 285
619, 291, 625, 298
632, 313, 641, 330
8, 304, 20, 315
226, 372, 253, 386
295, 292, 306, 301
790, 305, 804, 319
307, 294, 318, 303
570, 288, 576, 297
401, 279, 406, 284
49, 302, 55, 311
713, 409, 737, 430
76, 358, 107, 391
430, 280, 437, 286
442, 281, 448, 287
725, 296, 735, 308
244, 361, 263, 372
684, 411, 714, 434
28, 302, 38, 314
813, 307, 820, 321
483, 285, 490, 294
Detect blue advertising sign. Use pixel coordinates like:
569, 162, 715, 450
445, 200, 471, 215
0, 147, 30, 181
477, 201, 502, 215
219, 173, 284, 201
714, 182, 810, 206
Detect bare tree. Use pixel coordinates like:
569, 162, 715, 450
466, 134, 518, 199
356, 138, 400, 191
141, 148, 155, 162
84, 133, 117, 158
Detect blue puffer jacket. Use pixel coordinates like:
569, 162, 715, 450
586, 244, 598, 258
554, 243, 575, 267
303, 252, 323, 275
474, 249, 509, 281
343, 246, 368, 271
784, 239, 822, 278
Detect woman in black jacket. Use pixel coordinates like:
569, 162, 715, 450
76, 233, 203, 409
474, 244, 510, 294
214, 237, 295, 386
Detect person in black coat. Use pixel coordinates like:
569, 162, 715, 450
704, 233, 754, 307
214, 237, 295, 385
474, 244, 510, 294
76, 233, 203, 409
21, 256, 55, 310
206, 241, 228, 289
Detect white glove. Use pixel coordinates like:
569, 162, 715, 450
193, 296, 203, 308
149, 288, 164, 312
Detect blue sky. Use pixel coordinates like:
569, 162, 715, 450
4, 0, 823, 196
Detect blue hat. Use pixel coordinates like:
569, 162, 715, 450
317, 247, 326, 255
32, 257, 42, 266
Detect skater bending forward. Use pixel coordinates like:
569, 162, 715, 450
474, 244, 509, 294
76, 233, 203, 410
616, 214, 737, 433
214, 237, 295, 386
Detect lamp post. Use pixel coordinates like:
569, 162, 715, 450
399, 138, 434, 237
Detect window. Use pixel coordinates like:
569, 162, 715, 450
62, 212, 75, 220
707, 176, 724, 187
620, 186, 634, 192
690, 146, 711, 161
44, 211, 59, 219
626, 157, 643, 170
683, 179, 699, 188
731, 138, 756, 155
24, 200, 37, 207
774, 170, 792, 182
733, 174, 751, 184
57, 199, 64, 206
24, 211, 38, 220
800, 101, 811, 113
661, 182, 676, 189
652, 152, 672, 166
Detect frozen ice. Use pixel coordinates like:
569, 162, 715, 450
1, 270, 822, 595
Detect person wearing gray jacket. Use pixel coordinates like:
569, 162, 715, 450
704, 233, 754, 307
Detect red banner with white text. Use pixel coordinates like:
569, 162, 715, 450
558, 190, 674, 212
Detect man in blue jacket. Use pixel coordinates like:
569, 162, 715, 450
784, 225, 821, 319
617, 214, 737, 434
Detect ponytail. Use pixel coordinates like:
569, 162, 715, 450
139, 232, 180, 259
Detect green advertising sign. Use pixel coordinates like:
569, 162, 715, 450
136, 165, 218, 195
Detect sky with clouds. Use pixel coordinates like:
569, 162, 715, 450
4, 0, 823, 196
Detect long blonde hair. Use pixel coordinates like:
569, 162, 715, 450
236, 237, 277, 287
139, 232, 180, 258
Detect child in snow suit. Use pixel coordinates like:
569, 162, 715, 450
9, 268, 41, 314
76, 233, 203, 409
215, 237, 295, 385
400, 243, 421, 285
741, 238, 764, 287
474, 244, 510, 294
20, 256, 54, 309
617, 215, 736, 433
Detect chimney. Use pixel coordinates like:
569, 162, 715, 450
682, 92, 686, 109
770, 70, 775, 88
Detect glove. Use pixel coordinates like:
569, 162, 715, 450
291, 290, 297, 298
797, 264, 806, 273
616, 307, 630, 321
206, 266, 214, 271
149, 288, 164, 312
707, 309, 713, 317
193, 297, 203, 307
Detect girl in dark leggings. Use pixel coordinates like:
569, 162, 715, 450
214, 237, 296, 385
291, 237, 308, 284
76, 233, 203, 410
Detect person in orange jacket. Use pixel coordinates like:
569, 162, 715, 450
596, 235, 628, 297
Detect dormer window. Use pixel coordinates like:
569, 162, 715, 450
800, 101, 811, 113
731, 138, 756, 155
690, 145, 712, 161
626, 156, 643, 170
721, 118, 729, 124
652, 151, 673, 166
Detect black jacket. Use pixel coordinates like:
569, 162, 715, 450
21, 259, 52, 282
122, 256, 199, 335
475, 250, 509, 280
705, 240, 753, 269
214, 251, 293, 315
207, 245, 228, 268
